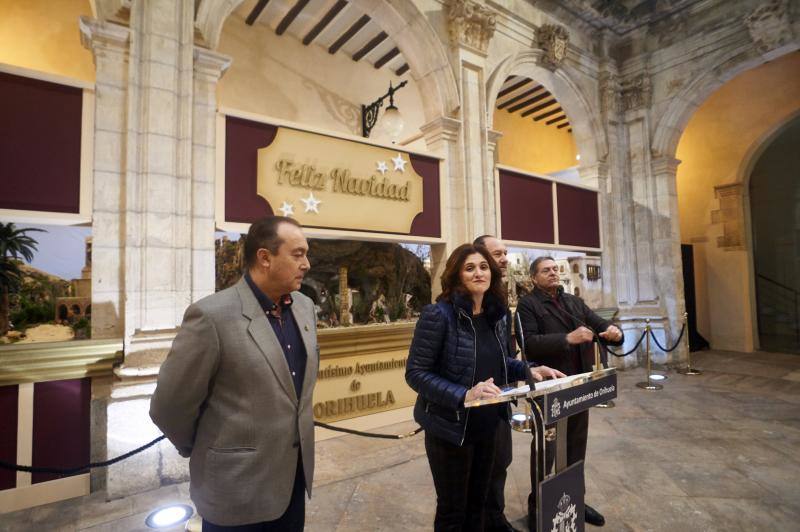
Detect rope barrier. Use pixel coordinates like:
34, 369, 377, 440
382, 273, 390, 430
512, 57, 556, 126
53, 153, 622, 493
603, 329, 647, 358
649, 323, 686, 353
0, 323, 687, 475
314, 421, 422, 439
0, 424, 424, 475
0, 435, 166, 475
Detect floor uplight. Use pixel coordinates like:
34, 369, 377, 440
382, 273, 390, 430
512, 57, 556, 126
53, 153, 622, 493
145, 504, 194, 529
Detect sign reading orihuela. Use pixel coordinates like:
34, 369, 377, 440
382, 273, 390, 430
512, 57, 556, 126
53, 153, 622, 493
257, 127, 425, 234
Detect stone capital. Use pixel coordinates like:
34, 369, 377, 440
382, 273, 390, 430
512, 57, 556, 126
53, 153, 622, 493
79, 16, 130, 58
745, 0, 795, 59
193, 47, 232, 82
445, 0, 497, 55
621, 73, 651, 112
486, 128, 503, 149
535, 24, 570, 70
598, 71, 622, 119
420, 115, 461, 145
650, 154, 681, 176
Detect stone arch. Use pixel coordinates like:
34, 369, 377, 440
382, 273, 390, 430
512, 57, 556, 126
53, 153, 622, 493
486, 51, 606, 172
194, 0, 459, 122
736, 108, 800, 188
652, 45, 799, 160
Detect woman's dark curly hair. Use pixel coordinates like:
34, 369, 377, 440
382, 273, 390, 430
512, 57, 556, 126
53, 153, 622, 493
436, 243, 507, 307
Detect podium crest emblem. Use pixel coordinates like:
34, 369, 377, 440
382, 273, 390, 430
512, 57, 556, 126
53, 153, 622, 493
551, 492, 577, 532
550, 397, 561, 419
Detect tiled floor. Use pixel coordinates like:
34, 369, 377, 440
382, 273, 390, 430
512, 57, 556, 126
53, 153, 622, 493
2, 350, 799, 531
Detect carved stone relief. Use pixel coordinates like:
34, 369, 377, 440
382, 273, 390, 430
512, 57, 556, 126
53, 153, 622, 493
599, 72, 622, 118
745, 0, 793, 56
621, 73, 652, 111
536, 24, 570, 70
445, 0, 497, 54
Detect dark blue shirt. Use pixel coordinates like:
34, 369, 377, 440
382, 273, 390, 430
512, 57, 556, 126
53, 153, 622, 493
244, 272, 307, 395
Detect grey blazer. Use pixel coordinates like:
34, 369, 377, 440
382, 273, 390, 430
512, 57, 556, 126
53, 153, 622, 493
150, 278, 319, 526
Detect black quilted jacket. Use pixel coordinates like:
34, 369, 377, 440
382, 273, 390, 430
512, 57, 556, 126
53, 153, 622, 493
405, 293, 529, 446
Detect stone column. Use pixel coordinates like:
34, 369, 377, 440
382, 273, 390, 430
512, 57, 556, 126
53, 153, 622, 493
79, 18, 130, 341
81, 0, 218, 498
444, 0, 497, 238
192, 48, 231, 301
420, 116, 461, 301
485, 129, 503, 236
618, 71, 685, 364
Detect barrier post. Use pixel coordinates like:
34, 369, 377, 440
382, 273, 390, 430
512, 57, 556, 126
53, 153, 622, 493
677, 311, 702, 375
636, 319, 662, 390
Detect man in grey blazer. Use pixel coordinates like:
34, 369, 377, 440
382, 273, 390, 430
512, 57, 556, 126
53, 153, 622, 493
150, 216, 318, 531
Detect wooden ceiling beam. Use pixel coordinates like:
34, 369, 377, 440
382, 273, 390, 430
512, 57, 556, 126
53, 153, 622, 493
303, 0, 347, 45
276, 0, 311, 35
497, 85, 544, 110
246, 0, 270, 25
520, 98, 557, 117
532, 107, 563, 121
395, 63, 409, 76
328, 14, 371, 54
352, 31, 388, 61
546, 114, 568, 125
497, 77, 531, 98
374, 47, 400, 69
557, 122, 571, 129
507, 91, 550, 113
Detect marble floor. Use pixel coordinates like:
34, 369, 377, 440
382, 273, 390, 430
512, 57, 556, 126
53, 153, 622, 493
2, 350, 799, 531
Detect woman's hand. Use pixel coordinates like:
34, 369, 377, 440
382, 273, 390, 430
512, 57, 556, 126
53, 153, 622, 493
465, 377, 503, 403
529, 365, 567, 381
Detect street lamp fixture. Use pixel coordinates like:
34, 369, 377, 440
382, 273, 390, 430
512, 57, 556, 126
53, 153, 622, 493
362, 80, 408, 141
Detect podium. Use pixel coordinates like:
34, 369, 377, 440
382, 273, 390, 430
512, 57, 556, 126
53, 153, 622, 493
465, 367, 618, 532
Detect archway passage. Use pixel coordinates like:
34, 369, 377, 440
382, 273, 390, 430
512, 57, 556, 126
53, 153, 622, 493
751, 115, 800, 354
492, 76, 578, 176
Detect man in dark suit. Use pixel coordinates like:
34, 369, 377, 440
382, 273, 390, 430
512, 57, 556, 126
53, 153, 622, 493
150, 216, 318, 531
515, 256, 623, 528
474, 234, 520, 532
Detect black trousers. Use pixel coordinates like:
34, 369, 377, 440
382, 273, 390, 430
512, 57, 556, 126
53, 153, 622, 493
528, 409, 589, 531
484, 420, 513, 528
425, 430, 497, 532
202, 458, 306, 532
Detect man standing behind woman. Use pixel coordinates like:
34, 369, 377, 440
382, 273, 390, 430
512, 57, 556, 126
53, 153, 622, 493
406, 243, 564, 531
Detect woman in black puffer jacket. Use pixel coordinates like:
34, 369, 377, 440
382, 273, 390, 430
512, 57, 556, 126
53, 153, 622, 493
406, 243, 562, 531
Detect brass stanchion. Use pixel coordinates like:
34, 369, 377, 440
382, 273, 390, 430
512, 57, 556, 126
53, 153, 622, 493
677, 311, 702, 375
593, 340, 615, 408
636, 319, 662, 390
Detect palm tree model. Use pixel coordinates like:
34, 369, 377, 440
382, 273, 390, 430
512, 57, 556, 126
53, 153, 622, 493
0, 223, 44, 336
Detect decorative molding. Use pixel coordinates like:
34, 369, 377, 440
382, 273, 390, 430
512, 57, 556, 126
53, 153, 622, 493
79, 16, 130, 58
536, 24, 570, 70
318, 322, 415, 359
193, 46, 232, 81
745, 0, 794, 57
711, 183, 745, 250
621, 73, 651, 111
195, 0, 245, 50
445, 0, 497, 55
420, 115, 462, 145
0, 339, 123, 386
599, 71, 622, 118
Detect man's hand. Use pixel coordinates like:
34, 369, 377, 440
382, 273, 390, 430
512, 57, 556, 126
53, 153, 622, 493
465, 377, 502, 402
529, 365, 567, 381
566, 326, 594, 345
599, 325, 622, 342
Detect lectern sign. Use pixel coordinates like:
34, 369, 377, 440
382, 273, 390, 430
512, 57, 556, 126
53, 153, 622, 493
538, 461, 585, 532
257, 127, 424, 234
538, 372, 617, 424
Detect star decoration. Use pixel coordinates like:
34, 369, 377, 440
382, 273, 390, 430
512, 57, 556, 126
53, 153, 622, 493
301, 192, 322, 213
376, 160, 388, 175
392, 153, 407, 173
278, 201, 294, 217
